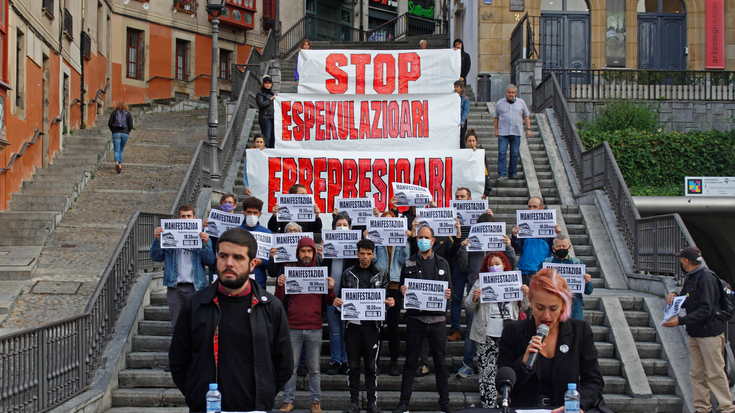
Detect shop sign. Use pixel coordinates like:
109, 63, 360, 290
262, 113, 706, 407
706, 0, 725, 69
408, 0, 434, 17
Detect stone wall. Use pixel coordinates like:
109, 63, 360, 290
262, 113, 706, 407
566, 100, 735, 133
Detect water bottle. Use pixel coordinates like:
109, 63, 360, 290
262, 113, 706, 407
564, 383, 580, 413
206, 383, 221, 413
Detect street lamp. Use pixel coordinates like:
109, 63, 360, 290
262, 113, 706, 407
206, 0, 225, 184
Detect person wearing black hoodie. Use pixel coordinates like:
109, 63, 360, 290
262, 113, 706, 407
454, 39, 471, 84
256, 76, 277, 148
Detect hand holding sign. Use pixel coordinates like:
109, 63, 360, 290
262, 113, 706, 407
662, 296, 686, 326
391, 182, 432, 207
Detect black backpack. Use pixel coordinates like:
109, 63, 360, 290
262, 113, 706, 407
112, 110, 127, 129
714, 275, 735, 321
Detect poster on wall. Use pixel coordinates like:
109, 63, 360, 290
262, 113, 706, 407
606, 0, 626, 67
706, 0, 725, 69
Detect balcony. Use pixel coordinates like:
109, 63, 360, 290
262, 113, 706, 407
173, 0, 198, 14
42, 0, 54, 19
63, 8, 73, 40
81, 31, 91, 60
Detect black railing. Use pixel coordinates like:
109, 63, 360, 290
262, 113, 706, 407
63, 8, 73, 39
534, 72, 699, 282
279, 13, 445, 56
543, 68, 735, 101
510, 13, 539, 85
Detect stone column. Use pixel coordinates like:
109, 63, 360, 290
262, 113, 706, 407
514, 59, 542, 108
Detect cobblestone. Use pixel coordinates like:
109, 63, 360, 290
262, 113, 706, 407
1, 108, 219, 329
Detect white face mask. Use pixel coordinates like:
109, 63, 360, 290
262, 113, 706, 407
336, 225, 349, 231
245, 215, 259, 227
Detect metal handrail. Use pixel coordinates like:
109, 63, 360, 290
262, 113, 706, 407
0, 129, 44, 175
534, 72, 698, 282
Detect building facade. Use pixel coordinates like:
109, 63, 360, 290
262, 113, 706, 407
0, 0, 273, 211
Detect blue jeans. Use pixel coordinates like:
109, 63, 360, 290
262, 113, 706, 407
283, 329, 322, 403
326, 305, 347, 364
498, 135, 520, 177
450, 264, 471, 332
112, 133, 129, 164
259, 117, 275, 148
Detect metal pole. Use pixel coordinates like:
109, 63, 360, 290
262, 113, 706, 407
359, 0, 364, 41
208, 16, 221, 184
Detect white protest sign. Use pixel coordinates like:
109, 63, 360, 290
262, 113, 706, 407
335, 198, 375, 226
542, 262, 587, 293
275, 93, 460, 151
391, 182, 432, 206
403, 278, 448, 311
662, 296, 687, 325
341, 289, 386, 321
321, 230, 362, 259
251, 231, 273, 261
467, 223, 507, 252
450, 200, 489, 228
205, 209, 244, 237
272, 232, 314, 263
366, 217, 408, 246
516, 209, 557, 238
417, 208, 457, 236
276, 194, 316, 222
297, 49, 461, 94
685, 177, 735, 196
160, 219, 202, 249
479, 271, 524, 303
285, 267, 329, 294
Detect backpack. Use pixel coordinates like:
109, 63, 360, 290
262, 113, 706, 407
714, 275, 735, 321
112, 110, 127, 129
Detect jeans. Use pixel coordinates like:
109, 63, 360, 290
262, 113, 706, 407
166, 283, 196, 329
400, 318, 450, 406
283, 329, 322, 403
260, 117, 275, 148
112, 133, 129, 164
498, 135, 520, 177
326, 306, 347, 364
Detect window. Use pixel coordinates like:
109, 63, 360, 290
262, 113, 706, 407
63, 8, 73, 39
219, 50, 231, 80
176, 39, 189, 81
15, 29, 24, 109
42, 0, 54, 18
126, 28, 144, 80
0, 0, 6, 83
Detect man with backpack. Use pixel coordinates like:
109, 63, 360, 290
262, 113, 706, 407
108, 101, 133, 174
664, 247, 735, 413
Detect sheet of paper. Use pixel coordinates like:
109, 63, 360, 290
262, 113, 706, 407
391, 182, 432, 206
516, 209, 557, 238
321, 230, 362, 259
403, 278, 448, 311
450, 199, 489, 228
251, 232, 273, 261
366, 217, 408, 246
479, 271, 524, 303
341, 289, 386, 321
417, 207, 457, 236
335, 198, 375, 226
662, 296, 687, 324
467, 222, 506, 252
272, 232, 314, 263
285, 267, 328, 294
542, 262, 587, 293
160, 219, 202, 249
205, 209, 244, 237
276, 194, 316, 222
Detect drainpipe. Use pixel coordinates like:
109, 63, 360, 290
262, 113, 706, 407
79, 0, 86, 128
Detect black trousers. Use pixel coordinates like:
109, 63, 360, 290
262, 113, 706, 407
399, 318, 450, 406
345, 322, 381, 405
386, 288, 403, 363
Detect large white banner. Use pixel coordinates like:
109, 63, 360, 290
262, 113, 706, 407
297, 49, 461, 94
246, 148, 486, 213
275, 93, 460, 151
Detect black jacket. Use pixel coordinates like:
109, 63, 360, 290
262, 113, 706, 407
256, 88, 275, 119
678, 265, 726, 337
108, 109, 134, 134
340, 262, 390, 328
399, 252, 452, 317
169, 280, 294, 412
267, 215, 324, 234
498, 318, 604, 411
454, 39, 471, 80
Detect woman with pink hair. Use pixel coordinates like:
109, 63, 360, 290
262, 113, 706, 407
497, 268, 605, 412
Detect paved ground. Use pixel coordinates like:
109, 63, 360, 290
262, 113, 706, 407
0, 108, 222, 331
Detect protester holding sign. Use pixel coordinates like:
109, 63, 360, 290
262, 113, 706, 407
541, 235, 593, 320
464, 131, 493, 199
394, 225, 455, 413
275, 237, 335, 413
453, 39, 471, 84
465, 253, 529, 407
242, 134, 266, 196
294, 39, 311, 86
234, 197, 272, 288
455, 81, 470, 148
269, 184, 324, 234
511, 197, 562, 285
333, 239, 394, 413
257, 76, 277, 148
203, 193, 239, 282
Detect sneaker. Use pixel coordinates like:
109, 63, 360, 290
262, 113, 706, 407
392, 402, 409, 413
389, 362, 401, 376
115, 163, 122, 174
446, 330, 461, 342
415, 364, 429, 377
343, 403, 360, 413
440, 403, 456, 413
297, 365, 308, 376
456, 363, 474, 378
327, 361, 341, 375
311, 401, 322, 413
366, 403, 380, 413
279, 402, 294, 411
509, 175, 518, 180
497, 176, 508, 182
339, 362, 350, 375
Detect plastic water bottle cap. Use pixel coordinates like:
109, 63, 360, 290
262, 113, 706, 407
568, 383, 577, 390
209, 383, 218, 390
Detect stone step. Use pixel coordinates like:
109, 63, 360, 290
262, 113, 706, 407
19, 187, 75, 196
647, 376, 677, 394
624, 311, 651, 327
636, 342, 663, 359
603, 393, 682, 413
641, 358, 670, 376
8, 194, 70, 211
602, 375, 627, 394
21, 180, 77, 190
618, 297, 645, 311
0, 218, 54, 230
629, 326, 657, 342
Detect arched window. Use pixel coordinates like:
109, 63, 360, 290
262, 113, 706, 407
637, 0, 685, 13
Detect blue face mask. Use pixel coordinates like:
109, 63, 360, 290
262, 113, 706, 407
220, 203, 235, 212
417, 238, 432, 252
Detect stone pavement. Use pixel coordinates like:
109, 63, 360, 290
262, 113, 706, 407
0, 108, 223, 333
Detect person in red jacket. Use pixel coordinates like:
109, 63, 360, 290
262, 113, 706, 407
275, 237, 335, 413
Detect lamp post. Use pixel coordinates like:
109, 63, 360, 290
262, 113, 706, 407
206, 0, 225, 184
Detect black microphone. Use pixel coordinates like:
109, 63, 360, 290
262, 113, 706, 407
525, 324, 550, 370
496, 366, 516, 413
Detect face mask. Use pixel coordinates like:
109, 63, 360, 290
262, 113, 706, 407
245, 215, 259, 227
336, 225, 349, 231
554, 248, 569, 259
220, 203, 235, 212
508, 97, 516, 104
490, 265, 504, 272
417, 239, 432, 252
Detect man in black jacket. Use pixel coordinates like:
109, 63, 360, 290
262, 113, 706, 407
333, 238, 394, 413
268, 184, 324, 234
393, 225, 455, 413
664, 247, 734, 413
453, 39, 471, 84
169, 228, 294, 412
